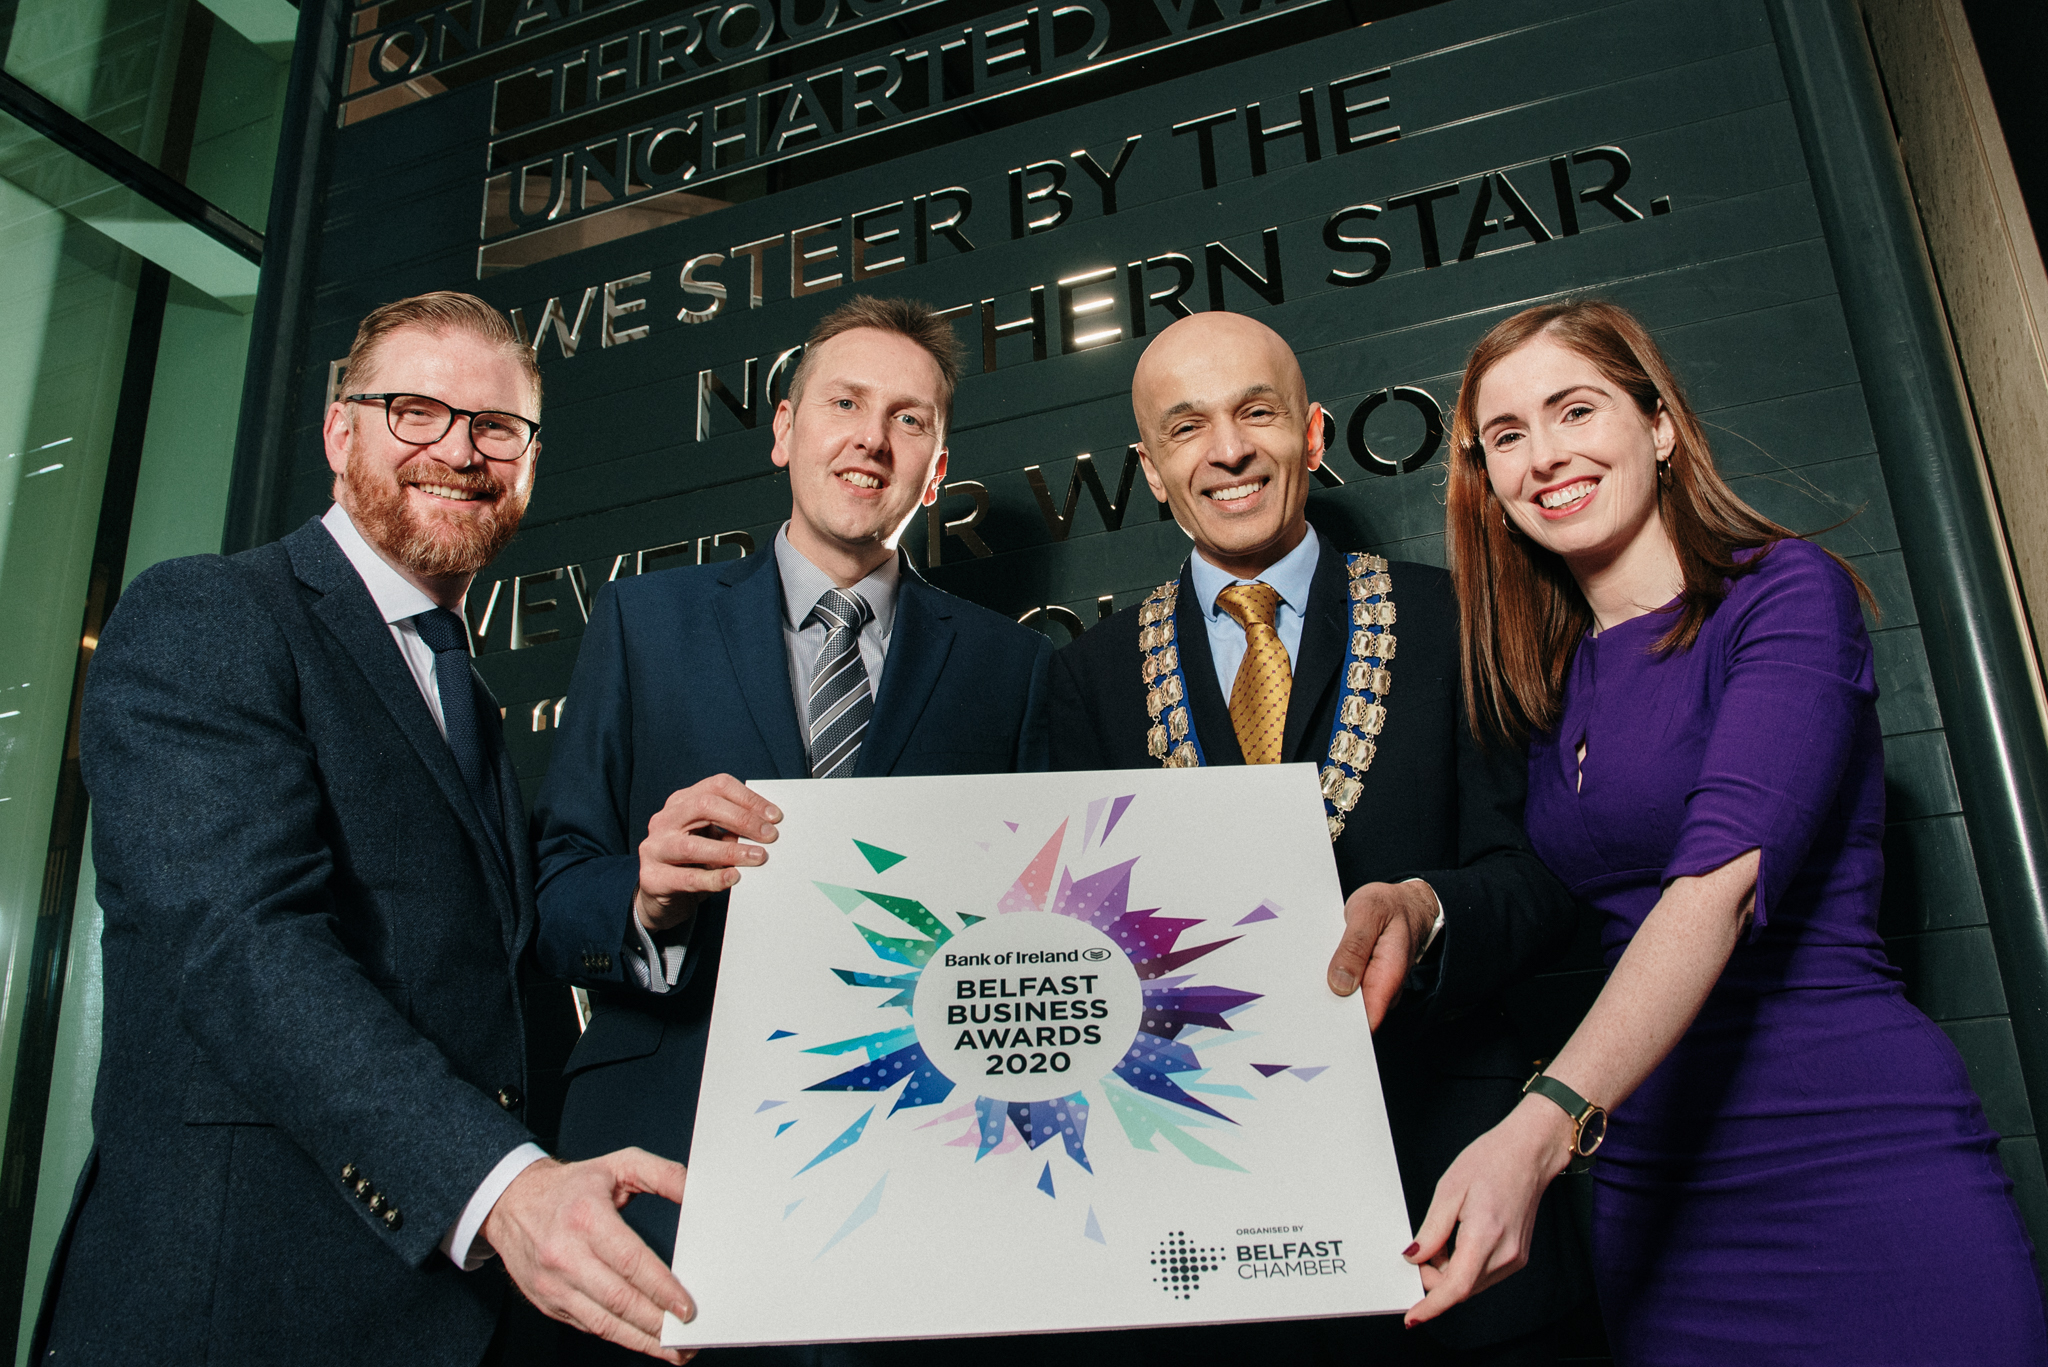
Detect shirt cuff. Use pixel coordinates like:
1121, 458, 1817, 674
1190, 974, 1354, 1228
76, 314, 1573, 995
627, 911, 691, 994
1401, 877, 1447, 958
442, 1142, 549, 1270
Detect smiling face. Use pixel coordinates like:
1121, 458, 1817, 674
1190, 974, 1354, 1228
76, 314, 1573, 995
1132, 313, 1324, 580
1475, 331, 1677, 587
322, 325, 537, 599
771, 326, 950, 585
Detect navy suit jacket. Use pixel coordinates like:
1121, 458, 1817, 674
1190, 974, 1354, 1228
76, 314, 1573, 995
1049, 539, 1587, 1350
44, 518, 540, 1366
533, 547, 1050, 1259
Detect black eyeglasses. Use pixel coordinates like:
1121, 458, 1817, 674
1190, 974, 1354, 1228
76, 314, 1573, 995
345, 393, 540, 460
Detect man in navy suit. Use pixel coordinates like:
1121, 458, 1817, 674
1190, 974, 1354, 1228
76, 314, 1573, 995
534, 295, 1051, 1362
46, 293, 696, 1365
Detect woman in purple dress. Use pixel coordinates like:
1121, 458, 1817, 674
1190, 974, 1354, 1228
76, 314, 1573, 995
1400, 300, 2048, 1364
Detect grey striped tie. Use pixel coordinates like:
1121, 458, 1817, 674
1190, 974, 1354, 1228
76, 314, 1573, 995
806, 588, 875, 779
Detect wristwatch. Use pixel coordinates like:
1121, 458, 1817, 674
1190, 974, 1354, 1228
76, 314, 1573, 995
1521, 1070, 1608, 1159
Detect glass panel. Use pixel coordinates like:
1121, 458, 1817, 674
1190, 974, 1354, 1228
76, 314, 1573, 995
3, 0, 294, 228
15, 829, 100, 1364
0, 180, 139, 1242
0, 108, 259, 307
5, 0, 188, 162
0, 135, 267, 1367
184, 2, 292, 230
121, 276, 249, 579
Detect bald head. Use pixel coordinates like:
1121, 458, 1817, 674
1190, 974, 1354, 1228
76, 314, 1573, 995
1129, 311, 1325, 580
1132, 311, 1310, 441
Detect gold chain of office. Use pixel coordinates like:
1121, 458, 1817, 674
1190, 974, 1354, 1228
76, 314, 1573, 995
1137, 554, 1397, 840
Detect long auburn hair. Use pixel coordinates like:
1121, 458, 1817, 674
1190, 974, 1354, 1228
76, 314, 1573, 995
1447, 299, 1873, 745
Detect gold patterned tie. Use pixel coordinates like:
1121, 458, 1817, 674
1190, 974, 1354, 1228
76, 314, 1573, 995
1216, 582, 1291, 764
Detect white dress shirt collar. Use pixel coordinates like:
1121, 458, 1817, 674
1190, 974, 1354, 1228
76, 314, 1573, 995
321, 502, 445, 625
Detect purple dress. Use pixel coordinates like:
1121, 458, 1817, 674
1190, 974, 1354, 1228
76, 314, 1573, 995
1525, 538, 2048, 1365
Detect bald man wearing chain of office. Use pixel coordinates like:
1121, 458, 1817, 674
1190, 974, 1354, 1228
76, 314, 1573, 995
1044, 312, 1586, 1367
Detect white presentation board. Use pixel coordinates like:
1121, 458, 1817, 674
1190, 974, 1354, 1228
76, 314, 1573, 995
664, 764, 1419, 1348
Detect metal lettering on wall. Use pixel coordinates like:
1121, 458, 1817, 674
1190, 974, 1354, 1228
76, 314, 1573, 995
345, 0, 1358, 271
306, 0, 1856, 769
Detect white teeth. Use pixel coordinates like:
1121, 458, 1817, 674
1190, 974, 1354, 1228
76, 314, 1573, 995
839, 471, 882, 489
413, 484, 480, 501
1207, 481, 1262, 501
1541, 480, 1596, 509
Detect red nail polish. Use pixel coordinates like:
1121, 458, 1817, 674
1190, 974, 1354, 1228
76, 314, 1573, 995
1402, 1242, 1420, 1257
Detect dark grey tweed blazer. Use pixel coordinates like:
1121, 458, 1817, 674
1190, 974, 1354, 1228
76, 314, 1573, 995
41, 517, 538, 1366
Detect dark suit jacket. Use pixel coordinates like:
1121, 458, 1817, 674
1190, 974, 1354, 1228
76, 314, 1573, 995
532, 547, 1051, 1260
1049, 537, 1585, 1351
44, 518, 541, 1366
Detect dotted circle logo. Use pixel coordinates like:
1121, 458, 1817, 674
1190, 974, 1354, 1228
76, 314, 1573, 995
1149, 1230, 1226, 1299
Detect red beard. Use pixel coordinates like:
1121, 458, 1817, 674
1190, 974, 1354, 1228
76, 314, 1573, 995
340, 444, 530, 578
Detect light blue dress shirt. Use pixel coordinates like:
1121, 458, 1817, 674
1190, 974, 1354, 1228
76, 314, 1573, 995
1187, 523, 1322, 702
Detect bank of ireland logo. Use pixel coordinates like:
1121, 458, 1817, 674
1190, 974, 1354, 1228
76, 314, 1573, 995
1150, 1231, 1227, 1299
760, 794, 1306, 1252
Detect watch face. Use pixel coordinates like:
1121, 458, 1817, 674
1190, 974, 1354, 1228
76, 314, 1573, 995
1578, 1108, 1608, 1156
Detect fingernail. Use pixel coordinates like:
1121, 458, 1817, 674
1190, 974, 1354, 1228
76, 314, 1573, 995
728, 870, 741, 885
765, 805, 783, 821
1331, 970, 1357, 996
749, 848, 764, 862
1402, 1242, 1419, 1258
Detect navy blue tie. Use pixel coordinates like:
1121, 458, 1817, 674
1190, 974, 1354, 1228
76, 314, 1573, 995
411, 608, 505, 855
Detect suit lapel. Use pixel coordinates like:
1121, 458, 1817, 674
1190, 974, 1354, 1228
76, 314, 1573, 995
858, 574, 955, 777
711, 551, 810, 780
1283, 537, 1349, 764
1174, 563, 1245, 767
285, 521, 518, 921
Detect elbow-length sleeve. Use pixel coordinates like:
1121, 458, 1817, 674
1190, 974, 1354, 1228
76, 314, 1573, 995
1659, 540, 1878, 932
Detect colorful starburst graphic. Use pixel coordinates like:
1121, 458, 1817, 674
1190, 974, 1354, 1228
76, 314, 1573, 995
783, 795, 1271, 1187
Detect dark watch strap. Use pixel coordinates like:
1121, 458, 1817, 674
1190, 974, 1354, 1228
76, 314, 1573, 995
1522, 1072, 1591, 1120
1522, 1071, 1606, 1159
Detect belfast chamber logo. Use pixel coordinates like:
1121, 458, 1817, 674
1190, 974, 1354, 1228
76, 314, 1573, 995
1149, 1231, 1226, 1300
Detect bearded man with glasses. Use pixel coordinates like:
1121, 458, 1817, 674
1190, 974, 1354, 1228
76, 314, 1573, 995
41, 292, 698, 1367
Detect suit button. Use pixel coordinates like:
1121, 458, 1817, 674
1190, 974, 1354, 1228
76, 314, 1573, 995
497, 1087, 523, 1111
352, 1178, 372, 1201
382, 1207, 403, 1232
341, 1163, 359, 1183
368, 1194, 386, 1214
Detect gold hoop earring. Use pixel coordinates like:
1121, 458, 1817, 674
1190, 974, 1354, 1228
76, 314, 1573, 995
1658, 459, 1673, 488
